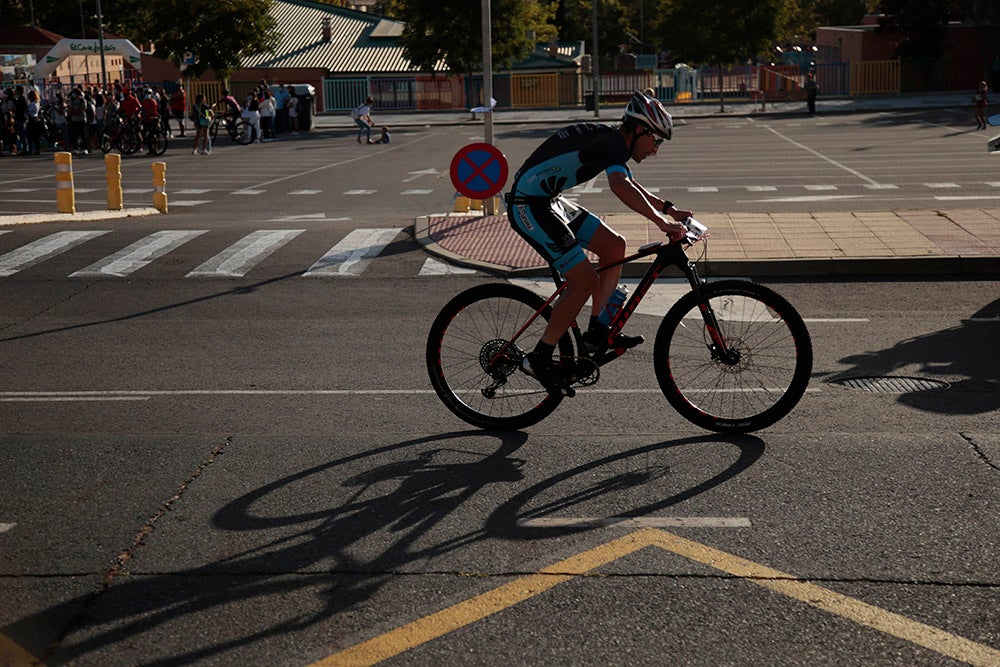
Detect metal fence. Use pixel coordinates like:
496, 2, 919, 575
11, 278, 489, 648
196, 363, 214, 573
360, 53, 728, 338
314, 60, 901, 113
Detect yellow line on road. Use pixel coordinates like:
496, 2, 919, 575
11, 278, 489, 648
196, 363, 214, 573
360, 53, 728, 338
310, 530, 654, 666
645, 529, 1000, 667
0, 631, 43, 666
313, 528, 1000, 667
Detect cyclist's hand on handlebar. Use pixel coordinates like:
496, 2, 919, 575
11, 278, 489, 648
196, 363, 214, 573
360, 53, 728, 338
666, 207, 694, 222
663, 221, 688, 244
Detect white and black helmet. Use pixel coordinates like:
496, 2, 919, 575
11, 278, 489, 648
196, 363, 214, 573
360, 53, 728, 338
622, 90, 672, 140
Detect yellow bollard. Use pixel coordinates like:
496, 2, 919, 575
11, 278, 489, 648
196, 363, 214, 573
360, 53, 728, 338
470, 199, 484, 211
105, 153, 123, 211
452, 196, 471, 213
152, 161, 168, 213
54, 152, 75, 214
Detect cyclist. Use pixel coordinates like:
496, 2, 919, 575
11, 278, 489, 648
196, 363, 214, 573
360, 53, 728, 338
507, 90, 693, 389
219, 89, 242, 126
139, 88, 160, 155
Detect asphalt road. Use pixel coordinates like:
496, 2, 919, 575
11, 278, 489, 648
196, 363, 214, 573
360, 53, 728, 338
0, 111, 998, 666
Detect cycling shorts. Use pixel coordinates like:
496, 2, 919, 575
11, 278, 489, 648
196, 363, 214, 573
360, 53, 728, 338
507, 195, 602, 275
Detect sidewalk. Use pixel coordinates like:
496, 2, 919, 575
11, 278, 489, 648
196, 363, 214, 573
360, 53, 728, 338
330, 91, 998, 278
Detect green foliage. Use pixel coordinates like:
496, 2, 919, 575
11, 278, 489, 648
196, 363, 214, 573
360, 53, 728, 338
1, 0, 278, 82
140, 0, 279, 80
651, 0, 795, 65
552, 0, 636, 57
383, 0, 556, 74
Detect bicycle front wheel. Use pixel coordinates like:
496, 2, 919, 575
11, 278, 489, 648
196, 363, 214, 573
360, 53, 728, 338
232, 120, 252, 145
654, 280, 812, 433
148, 128, 168, 156
426, 283, 575, 430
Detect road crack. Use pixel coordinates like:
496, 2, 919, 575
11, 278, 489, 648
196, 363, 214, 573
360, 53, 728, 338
960, 431, 1000, 471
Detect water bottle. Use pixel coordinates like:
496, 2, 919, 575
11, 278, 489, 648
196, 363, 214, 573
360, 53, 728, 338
597, 286, 628, 328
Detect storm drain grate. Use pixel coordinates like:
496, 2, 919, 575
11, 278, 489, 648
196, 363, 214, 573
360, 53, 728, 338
829, 376, 950, 393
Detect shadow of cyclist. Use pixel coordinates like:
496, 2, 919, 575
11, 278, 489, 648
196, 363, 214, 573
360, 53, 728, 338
833, 297, 1000, 415
9, 432, 764, 665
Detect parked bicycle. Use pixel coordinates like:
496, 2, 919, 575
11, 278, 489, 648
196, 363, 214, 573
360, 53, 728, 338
426, 219, 813, 433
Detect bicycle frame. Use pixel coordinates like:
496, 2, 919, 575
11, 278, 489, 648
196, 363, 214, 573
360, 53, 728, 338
501, 240, 733, 369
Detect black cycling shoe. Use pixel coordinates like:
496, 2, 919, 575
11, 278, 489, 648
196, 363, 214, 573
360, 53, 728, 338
582, 328, 645, 354
521, 352, 565, 389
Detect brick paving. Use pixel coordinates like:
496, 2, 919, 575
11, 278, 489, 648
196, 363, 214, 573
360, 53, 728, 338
418, 208, 1000, 276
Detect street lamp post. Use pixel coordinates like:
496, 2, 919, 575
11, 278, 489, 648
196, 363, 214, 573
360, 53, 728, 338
591, 0, 600, 118
96, 0, 108, 89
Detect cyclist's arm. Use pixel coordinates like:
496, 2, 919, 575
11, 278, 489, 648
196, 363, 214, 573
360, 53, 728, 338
630, 179, 693, 223
607, 170, 687, 241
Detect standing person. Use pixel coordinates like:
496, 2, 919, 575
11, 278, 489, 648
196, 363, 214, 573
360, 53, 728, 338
259, 90, 276, 141
244, 93, 261, 143
287, 89, 299, 135
51, 92, 68, 149
24, 89, 42, 155
805, 71, 820, 116
67, 87, 87, 155
274, 84, 289, 134
507, 91, 691, 388
139, 88, 160, 155
85, 89, 98, 152
975, 81, 989, 130
170, 83, 187, 137
13, 86, 28, 155
191, 93, 212, 154
352, 95, 374, 143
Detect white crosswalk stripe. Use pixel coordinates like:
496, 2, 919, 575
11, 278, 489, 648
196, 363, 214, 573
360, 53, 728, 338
71, 230, 207, 277
303, 227, 403, 276
186, 229, 304, 277
0, 230, 110, 277
0, 228, 479, 279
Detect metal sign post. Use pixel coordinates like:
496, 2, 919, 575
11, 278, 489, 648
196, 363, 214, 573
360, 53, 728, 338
481, 0, 496, 212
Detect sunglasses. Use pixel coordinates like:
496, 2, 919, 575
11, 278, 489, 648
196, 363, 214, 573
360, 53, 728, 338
639, 129, 665, 146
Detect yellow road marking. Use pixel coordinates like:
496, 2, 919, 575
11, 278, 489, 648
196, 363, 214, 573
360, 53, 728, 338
0, 631, 43, 666
311, 530, 653, 666
314, 527, 1000, 667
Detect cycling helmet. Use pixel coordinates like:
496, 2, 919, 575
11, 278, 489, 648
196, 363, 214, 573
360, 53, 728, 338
622, 90, 672, 141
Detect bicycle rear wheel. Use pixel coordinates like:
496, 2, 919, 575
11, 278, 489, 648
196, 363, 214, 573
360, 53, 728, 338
148, 128, 168, 156
426, 283, 574, 430
653, 280, 812, 433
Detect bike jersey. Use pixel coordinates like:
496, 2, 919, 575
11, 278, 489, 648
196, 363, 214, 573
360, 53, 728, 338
511, 123, 631, 198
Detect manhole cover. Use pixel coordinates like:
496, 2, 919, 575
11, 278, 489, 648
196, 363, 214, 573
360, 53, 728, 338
829, 376, 950, 393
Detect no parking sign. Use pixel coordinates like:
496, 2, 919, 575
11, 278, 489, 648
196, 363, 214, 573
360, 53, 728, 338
449, 143, 508, 200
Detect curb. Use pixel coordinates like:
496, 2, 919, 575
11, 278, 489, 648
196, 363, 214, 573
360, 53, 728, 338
414, 216, 1000, 279
0, 207, 163, 226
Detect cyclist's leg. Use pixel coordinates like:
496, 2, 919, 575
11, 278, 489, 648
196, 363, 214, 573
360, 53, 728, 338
508, 198, 599, 347
566, 200, 626, 320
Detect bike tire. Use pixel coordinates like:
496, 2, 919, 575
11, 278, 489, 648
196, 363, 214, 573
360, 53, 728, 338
653, 280, 812, 433
148, 128, 168, 156
426, 283, 575, 430
233, 120, 252, 145
99, 129, 114, 154
209, 121, 220, 143
119, 129, 141, 155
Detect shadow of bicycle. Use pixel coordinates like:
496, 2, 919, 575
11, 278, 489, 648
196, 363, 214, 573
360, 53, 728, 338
6, 431, 763, 664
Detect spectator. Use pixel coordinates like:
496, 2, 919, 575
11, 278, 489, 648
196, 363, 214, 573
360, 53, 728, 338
288, 89, 299, 135
378, 125, 391, 143
259, 90, 276, 141
24, 89, 42, 155
67, 87, 88, 155
274, 84, 289, 133
975, 81, 989, 130
170, 83, 187, 137
13, 86, 27, 154
50, 92, 69, 148
191, 93, 213, 155
805, 71, 819, 116
139, 88, 160, 155
244, 93, 261, 143
353, 95, 375, 144
85, 89, 98, 152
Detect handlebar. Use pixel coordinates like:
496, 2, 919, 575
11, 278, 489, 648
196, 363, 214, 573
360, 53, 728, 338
681, 217, 708, 244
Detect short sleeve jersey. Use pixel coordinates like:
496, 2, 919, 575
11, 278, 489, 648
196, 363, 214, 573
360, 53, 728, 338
511, 123, 631, 198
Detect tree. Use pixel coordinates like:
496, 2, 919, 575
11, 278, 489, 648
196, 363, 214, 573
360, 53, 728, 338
380, 0, 556, 74
651, 0, 795, 109
138, 0, 279, 80
0, 0, 278, 82
552, 0, 635, 65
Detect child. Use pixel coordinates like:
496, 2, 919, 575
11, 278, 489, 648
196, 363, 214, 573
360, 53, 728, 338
378, 126, 391, 143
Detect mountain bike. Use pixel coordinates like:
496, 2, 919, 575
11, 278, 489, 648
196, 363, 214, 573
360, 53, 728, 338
426, 219, 813, 433
209, 114, 252, 145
